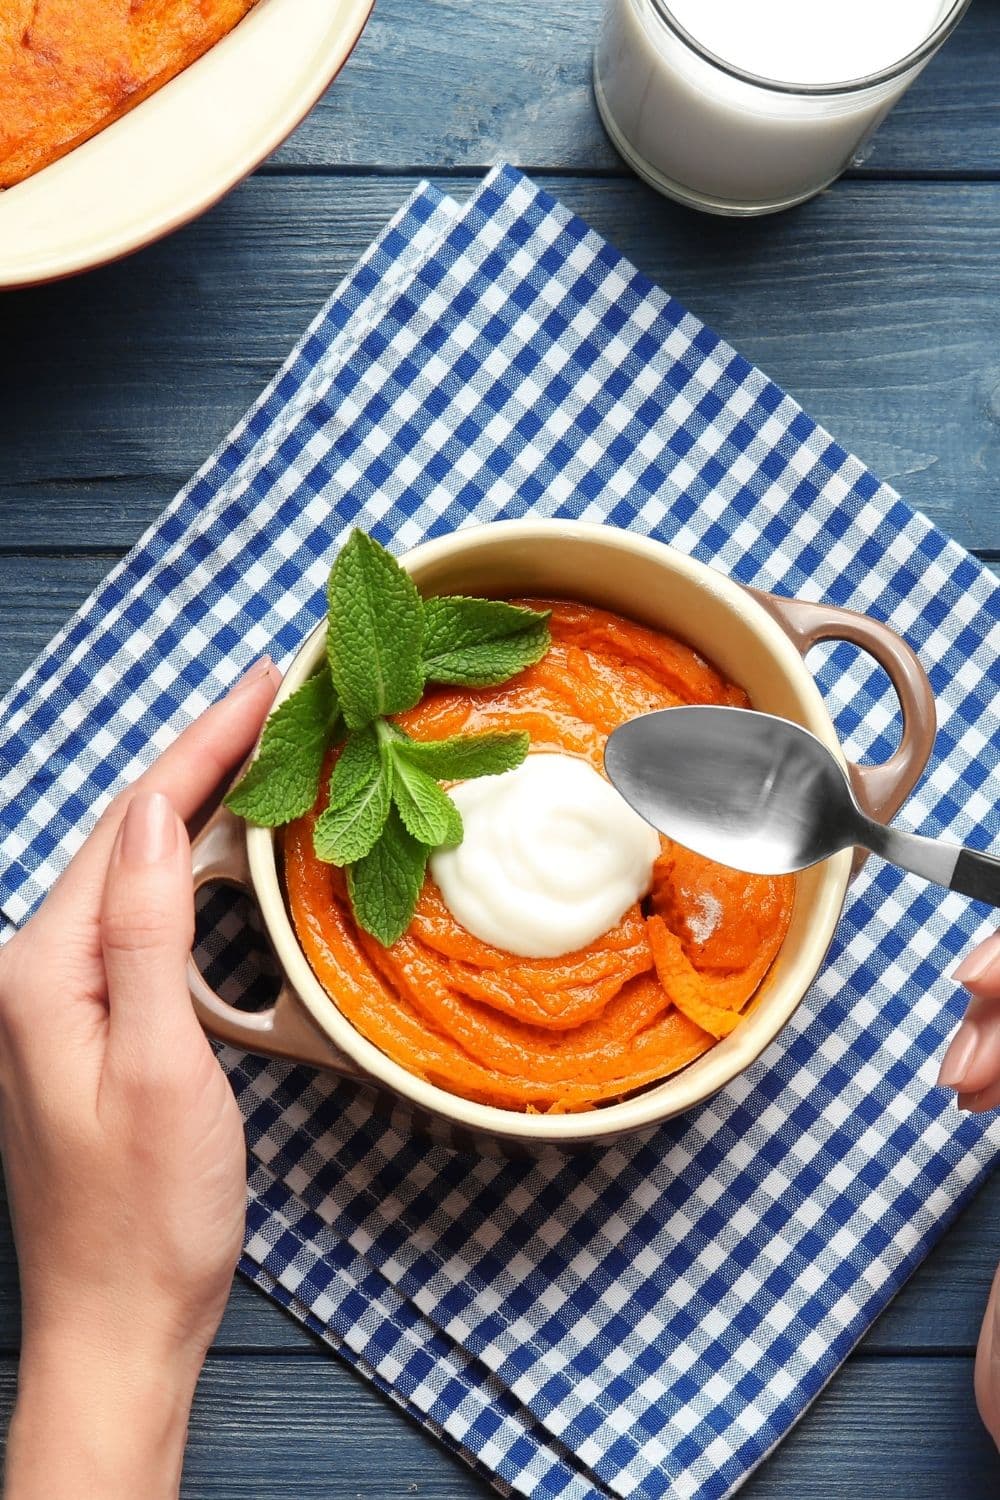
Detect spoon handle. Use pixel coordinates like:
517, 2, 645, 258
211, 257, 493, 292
948, 847, 1000, 907
869, 824, 1000, 908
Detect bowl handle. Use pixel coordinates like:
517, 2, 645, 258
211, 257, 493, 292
749, 589, 937, 828
188, 804, 360, 1074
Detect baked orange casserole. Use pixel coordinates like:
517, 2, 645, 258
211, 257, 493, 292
0, 0, 258, 188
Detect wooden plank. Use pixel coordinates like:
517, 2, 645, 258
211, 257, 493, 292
862, 1166, 1000, 1354
0, 1351, 492, 1498
182, 1354, 1000, 1498
182, 1354, 497, 1498
0, 556, 112, 691
182, 1354, 1000, 1499
0, 1350, 993, 1497
741, 1357, 1000, 1499
2, 178, 1000, 552
269, 0, 1000, 176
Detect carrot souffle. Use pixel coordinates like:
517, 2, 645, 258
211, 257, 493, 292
0, 0, 258, 188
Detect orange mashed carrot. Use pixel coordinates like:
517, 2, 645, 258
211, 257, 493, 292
0, 0, 259, 189
284, 600, 794, 1113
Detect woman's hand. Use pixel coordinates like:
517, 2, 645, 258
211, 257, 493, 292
976, 1263, 1000, 1451
0, 659, 278, 1499
939, 933, 1000, 1451
938, 934, 1000, 1111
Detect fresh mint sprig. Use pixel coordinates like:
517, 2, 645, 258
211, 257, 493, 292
226, 530, 550, 946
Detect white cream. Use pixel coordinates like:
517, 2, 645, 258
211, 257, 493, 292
429, 753, 661, 960
687, 890, 722, 947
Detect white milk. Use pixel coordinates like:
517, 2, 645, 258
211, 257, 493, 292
666, 0, 951, 87
594, 0, 961, 213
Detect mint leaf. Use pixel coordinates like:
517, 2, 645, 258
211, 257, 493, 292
389, 747, 464, 847
313, 726, 391, 864
439, 792, 464, 851
326, 723, 383, 812
422, 597, 551, 686
347, 807, 429, 946
392, 728, 529, 782
327, 531, 425, 729
225, 673, 341, 827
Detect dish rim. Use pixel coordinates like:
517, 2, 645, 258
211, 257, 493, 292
0, 0, 375, 289
244, 521, 855, 1145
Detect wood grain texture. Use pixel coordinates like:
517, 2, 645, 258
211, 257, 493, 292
0, 1351, 992, 1498
3, 178, 1000, 551
185, 1355, 1000, 1499
266, 0, 1000, 175
740, 1358, 1000, 1500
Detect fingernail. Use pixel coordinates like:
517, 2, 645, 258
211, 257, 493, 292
953, 936, 995, 984
229, 655, 276, 696
120, 792, 177, 865
938, 1022, 979, 1090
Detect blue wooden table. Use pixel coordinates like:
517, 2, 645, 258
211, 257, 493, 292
2, 2, 1000, 1494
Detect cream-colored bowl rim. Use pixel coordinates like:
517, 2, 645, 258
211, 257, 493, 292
0, 0, 374, 288
247, 521, 852, 1144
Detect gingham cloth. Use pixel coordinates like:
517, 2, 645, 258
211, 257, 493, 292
2, 165, 999, 1500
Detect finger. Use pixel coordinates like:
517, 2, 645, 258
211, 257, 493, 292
100, 792, 205, 1066
40, 659, 278, 932
957, 1077, 1000, 1114
938, 991, 1000, 1094
975, 1263, 1000, 1444
953, 930, 1000, 992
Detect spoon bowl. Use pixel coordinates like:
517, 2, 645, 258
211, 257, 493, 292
604, 706, 862, 875
605, 705, 1000, 906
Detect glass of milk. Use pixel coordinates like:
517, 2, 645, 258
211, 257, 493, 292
594, 0, 971, 215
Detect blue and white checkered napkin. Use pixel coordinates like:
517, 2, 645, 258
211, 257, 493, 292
2, 165, 1000, 1500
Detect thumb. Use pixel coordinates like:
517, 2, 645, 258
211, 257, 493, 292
100, 791, 204, 1070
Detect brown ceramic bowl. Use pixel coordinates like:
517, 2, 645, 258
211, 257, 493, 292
188, 521, 935, 1152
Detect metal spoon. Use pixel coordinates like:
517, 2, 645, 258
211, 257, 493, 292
604, 705, 1000, 905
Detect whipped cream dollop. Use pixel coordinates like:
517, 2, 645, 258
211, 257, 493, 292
429, 753, 661, 959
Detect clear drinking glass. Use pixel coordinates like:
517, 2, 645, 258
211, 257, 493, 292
594, 0, 972, 216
